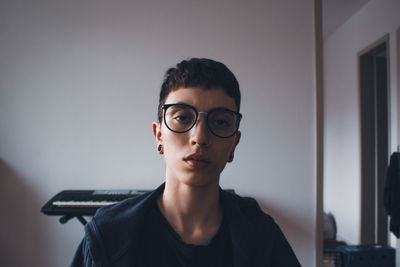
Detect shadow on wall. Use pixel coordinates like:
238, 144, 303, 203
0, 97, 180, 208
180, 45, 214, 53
0, 158, 50, 267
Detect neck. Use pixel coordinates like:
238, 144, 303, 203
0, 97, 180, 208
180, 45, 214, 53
157, 177, 222, 245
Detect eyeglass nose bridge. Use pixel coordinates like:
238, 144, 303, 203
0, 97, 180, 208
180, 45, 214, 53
192, 111, 210, 129
197, 111, 209, 116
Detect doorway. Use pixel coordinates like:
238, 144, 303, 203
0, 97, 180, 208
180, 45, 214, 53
359, 36, 390, 245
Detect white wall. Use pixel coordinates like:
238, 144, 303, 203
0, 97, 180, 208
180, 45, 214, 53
324, 0, 400, 245
0, 0, 318, 266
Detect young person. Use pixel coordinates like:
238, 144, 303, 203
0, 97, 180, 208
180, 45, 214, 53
71, 58, 300, 266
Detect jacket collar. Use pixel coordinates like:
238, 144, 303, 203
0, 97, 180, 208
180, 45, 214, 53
88, 183, 259, 266
153, 184, 259, 266
153, 184, 259, 265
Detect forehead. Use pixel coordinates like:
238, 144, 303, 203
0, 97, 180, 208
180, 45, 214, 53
164, 87, 237, 111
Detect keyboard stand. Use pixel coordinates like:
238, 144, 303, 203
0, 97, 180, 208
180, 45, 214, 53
60, 215, 88, 226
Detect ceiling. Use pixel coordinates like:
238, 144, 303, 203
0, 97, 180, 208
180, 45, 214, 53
323, 0, 371, 39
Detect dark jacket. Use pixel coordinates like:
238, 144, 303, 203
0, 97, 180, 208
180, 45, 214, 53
71, 183, 300, 267
384, 152, 400, 238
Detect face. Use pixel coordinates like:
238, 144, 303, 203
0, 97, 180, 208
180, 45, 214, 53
152, 87, 241, 188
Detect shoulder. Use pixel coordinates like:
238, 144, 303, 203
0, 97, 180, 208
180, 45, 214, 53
82, 184, 164, 265
93, 191, 151, 225
221, 190, 274, 225
220, 190, 278, 241
221, 190, 300, 265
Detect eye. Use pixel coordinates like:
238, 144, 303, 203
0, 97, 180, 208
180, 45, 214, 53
171, 109, 195, 125
213, 119, 230, 127
174, 115, 189, 123
209, 110, 235, 129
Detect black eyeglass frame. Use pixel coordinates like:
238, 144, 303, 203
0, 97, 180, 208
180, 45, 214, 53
161, 103, 242, 138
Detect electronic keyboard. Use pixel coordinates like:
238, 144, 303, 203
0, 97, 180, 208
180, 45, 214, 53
41, 189, 149, 225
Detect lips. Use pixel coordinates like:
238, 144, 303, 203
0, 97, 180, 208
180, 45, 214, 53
183, 153, 210, 168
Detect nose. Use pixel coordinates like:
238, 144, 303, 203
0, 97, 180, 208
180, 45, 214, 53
190, 112, 211, 147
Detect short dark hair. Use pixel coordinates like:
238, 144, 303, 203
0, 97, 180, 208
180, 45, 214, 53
157, 58, 241, 122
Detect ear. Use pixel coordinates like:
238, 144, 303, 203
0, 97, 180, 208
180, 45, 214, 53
227, 131, 241, 163
152, 121, 162, 143
231, 130, 241, 152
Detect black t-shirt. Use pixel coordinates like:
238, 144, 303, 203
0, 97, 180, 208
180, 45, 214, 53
140, 203, 233, 267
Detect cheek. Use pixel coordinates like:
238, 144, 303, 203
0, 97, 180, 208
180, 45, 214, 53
162, 129, 187, 155
214, 142, 235, 160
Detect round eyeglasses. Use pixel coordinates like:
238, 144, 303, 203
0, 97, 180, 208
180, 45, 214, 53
162, 104, 242, 138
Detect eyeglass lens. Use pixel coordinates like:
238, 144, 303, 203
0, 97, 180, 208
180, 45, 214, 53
164, 104, 239, 137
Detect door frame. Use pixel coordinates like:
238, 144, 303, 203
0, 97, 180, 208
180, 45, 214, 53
358, 34, 391, 245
